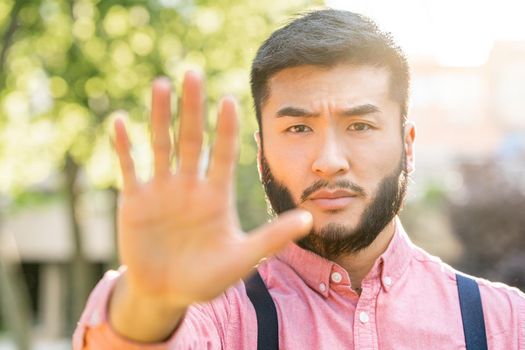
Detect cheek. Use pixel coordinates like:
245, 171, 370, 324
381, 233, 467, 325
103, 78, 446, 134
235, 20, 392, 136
344, 137, 403, 184
263, 130, 305, 167
267, 149, 308, 182
263, 138, 312, 196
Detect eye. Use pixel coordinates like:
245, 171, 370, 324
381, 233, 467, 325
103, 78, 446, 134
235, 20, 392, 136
348, 122, 371, 132
286, 125, 312, 133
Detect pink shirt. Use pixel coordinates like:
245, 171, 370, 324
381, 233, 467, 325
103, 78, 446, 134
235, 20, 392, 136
73, 219, 525, 349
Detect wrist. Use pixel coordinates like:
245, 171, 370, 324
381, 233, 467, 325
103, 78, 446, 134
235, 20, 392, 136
108, 273, 186, 343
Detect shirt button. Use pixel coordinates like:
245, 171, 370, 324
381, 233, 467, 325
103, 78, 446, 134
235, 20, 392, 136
359, 311, 369, 324
331, 272, 342, 283
319, 282, 326, 292
383, 276, 393, 286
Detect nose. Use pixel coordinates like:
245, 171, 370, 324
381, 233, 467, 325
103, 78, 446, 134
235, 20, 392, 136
311, 132, 350, 178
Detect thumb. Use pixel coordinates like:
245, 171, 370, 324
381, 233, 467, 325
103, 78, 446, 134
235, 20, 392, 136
242, 209, 313, 262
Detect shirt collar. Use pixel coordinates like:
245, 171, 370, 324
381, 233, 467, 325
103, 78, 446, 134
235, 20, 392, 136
373, 217, 414, 293
275, 217, 414, 296
275, 238, 336, 297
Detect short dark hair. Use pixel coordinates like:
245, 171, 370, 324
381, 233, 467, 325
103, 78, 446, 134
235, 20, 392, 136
250, 9, 410, 130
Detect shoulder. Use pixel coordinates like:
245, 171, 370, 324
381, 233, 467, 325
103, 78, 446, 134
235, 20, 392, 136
410, 243, 525, 306
467, 274, 525, 344
408, 242, 459, 284
474, 275, 525, 321
411, 244, 525, 326
414, 244, 524, 293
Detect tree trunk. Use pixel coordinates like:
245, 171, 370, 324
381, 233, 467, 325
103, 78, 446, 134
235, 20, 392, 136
0, 1, 23, 84
0, 220, 32, 350
64, 154, 92, 334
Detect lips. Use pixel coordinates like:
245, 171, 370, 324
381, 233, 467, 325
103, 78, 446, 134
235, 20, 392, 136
309, 189, 357, 211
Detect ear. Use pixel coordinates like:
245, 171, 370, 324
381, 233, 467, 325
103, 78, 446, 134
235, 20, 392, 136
403, 121, 416, 174
254, 131, 263, 181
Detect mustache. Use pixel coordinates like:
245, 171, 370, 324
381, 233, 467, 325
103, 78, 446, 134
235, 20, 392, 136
300, 179, 367, 203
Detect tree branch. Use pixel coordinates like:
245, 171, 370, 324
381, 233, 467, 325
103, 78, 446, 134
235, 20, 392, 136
0, 1, 23, 77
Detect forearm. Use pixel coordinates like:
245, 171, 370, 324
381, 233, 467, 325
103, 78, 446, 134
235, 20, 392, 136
108, 274, 186, 343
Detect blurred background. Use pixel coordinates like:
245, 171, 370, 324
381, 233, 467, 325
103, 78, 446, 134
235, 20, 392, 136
0, 0, 523, 348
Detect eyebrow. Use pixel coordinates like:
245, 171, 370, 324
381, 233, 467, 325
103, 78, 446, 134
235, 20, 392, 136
276, 103, 381, 118
276, 106, 319, 118
340, 104, 380, 116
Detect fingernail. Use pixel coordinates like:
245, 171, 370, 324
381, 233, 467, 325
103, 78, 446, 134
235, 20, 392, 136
296, 210, 313, 225
185, 70, 202, 81
221, 95, 237, 111
154, 76, 171, 87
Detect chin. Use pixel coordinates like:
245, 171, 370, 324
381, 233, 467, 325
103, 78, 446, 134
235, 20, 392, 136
311, 222, 359, 238
312, 211, 361, 229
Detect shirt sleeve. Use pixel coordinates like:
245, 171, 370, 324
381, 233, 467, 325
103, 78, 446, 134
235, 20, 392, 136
72, 267, 228, 350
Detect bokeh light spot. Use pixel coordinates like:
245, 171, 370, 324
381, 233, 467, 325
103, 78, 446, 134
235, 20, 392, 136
129, 6, 150, 27
49, 76, 68, 98
130, 31, 154, 56
103, 6, 129, 37
111, 41, 134, 66
73, 18, 95, 41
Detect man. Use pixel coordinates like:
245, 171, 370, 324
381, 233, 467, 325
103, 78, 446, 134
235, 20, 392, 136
73, 9, 525, 349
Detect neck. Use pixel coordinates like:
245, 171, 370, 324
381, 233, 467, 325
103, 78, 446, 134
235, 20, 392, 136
334, 218, 397, 292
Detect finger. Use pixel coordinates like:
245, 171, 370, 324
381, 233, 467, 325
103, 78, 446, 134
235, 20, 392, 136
240, 210, 313, 266
151, 77, 172, 178
208, 96, 238, 188
114, 118, 138, 192
177, 71, 204, 178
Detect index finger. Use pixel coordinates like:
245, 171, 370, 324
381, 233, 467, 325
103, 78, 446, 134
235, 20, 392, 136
177, 71, 204, 178
208, 96, 239, 188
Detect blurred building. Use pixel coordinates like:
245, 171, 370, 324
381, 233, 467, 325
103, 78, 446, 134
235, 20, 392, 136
0, 190, 115, 339
401, 40, 525, 270
408, 40, 525, 196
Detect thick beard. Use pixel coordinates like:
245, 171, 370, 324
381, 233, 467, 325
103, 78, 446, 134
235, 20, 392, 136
260, 150, 408, 261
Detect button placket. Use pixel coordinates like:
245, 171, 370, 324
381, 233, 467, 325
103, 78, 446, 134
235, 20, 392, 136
353, 280, 380, 349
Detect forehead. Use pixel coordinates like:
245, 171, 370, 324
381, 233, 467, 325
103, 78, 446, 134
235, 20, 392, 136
262, 64, 393, 115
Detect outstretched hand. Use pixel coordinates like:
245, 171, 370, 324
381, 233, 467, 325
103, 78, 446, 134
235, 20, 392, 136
113, 72, 313, 308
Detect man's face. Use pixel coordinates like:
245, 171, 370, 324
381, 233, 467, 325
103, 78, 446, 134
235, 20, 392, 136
258, 64, 415, 260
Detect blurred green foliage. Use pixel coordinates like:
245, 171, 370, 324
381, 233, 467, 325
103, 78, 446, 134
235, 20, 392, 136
0, 0, 322, 230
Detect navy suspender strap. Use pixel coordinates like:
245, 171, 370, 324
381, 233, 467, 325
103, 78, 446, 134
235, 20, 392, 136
245, 270, 487, 350
456, 273, 488, 350
244, 270, 280, 350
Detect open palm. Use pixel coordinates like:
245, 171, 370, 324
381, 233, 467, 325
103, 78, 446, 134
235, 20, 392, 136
113, 72, 312, 308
